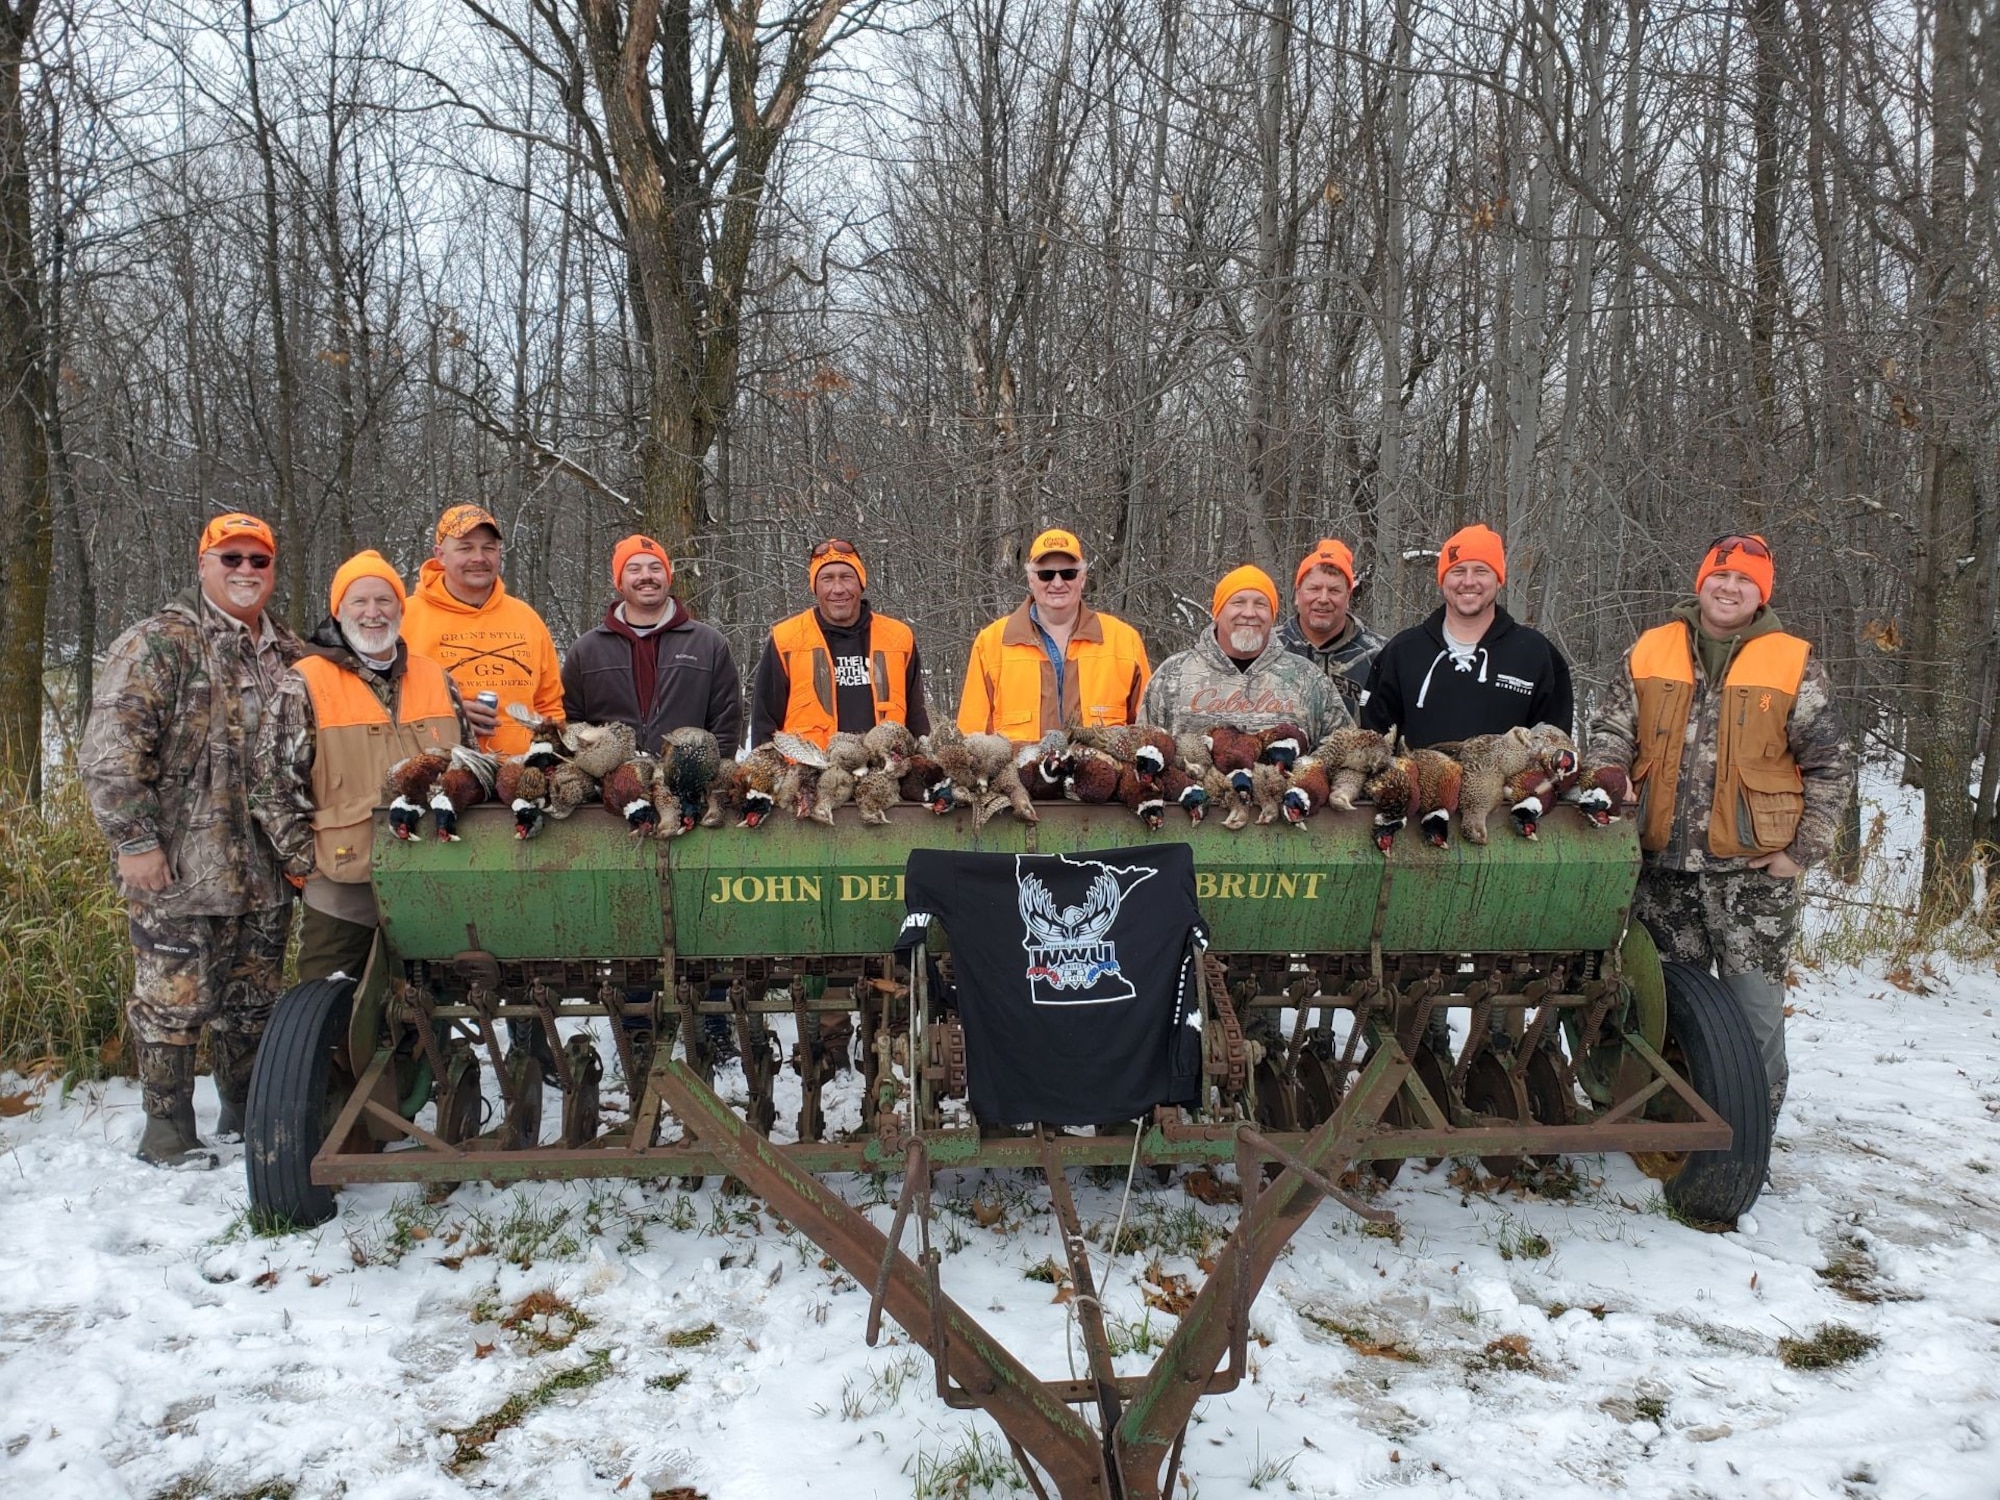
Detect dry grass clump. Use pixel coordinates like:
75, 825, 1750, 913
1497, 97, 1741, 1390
1777, 1322, 1879, 1370
0, 772, 128, 1081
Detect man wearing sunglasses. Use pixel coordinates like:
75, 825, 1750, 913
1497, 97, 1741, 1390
959, 529, 1151, 740
400, 503, 566, 756
751, 538, 931, 748
1587, 534, 1853, 1129
80, 512, 304, 1169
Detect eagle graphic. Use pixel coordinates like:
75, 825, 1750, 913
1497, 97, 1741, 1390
1017, 857, 1158, 999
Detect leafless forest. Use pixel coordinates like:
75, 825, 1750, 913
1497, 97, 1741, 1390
0, 0, 1993, 898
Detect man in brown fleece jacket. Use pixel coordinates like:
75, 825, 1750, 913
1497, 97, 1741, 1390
562, 534, 742, 756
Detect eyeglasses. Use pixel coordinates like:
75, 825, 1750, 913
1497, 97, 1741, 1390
1033, 567, 1081, 583
213, 552, 274, 571
810, 538, 859, 559
1707, 533, 1770, 561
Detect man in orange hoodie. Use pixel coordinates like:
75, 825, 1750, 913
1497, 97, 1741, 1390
400, 504, 565, 755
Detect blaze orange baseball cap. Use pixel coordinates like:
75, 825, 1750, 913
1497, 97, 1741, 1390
612, 534, 673, 589
1437, 523, 1506, 586
198, 512, 276, 557
1028, 528, 1084, 564
1295, 538, 1355, 588
435, 503, 503, 544
328, 549, 407, 614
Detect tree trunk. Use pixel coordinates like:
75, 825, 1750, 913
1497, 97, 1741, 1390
0, 0, 49, 792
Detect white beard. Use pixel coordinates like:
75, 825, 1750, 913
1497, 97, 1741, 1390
343, 622, 400, 660
1227, 626, 1268, 657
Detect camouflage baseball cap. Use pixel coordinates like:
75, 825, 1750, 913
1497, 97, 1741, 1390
435, 503, 503, 544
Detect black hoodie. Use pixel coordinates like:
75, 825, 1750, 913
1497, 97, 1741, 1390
1358, 605, 1573, 748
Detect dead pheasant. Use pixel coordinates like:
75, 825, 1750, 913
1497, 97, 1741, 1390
602, 755, 662, 835
1568, 764, 1634, 826
1115, 764, 1168, 830
505, 703, 567, 769
773, 730, 870, 825
495, 757, 549, 840
656, 727, 723, 835
385, 752, 449, 841
1316, 728, 1398, 811
1162, 765, 1209, 824
432, 745, 498, 840
1205, 726, 1263, 804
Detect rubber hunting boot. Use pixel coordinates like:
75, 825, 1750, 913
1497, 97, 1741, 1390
210, 1028, 260, 1142
136, 1040, 218, 1171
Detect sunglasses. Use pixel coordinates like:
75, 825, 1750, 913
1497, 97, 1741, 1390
1707, 533, 1770, 560
1033, 567, 1081, 583
213, 551, 274, 571
810, 538, 859, 559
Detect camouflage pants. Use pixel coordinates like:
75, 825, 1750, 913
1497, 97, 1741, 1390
126, 904, 292, 1046
1633, 866, 1798, 1113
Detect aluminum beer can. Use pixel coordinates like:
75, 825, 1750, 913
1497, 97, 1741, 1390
476, 691, 500, 711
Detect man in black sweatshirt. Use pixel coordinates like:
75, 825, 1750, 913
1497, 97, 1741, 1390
1358, 523, 1573, 748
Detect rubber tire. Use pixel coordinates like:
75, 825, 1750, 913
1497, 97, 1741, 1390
245, 977, 358, 1230
1655, 961, 1772, 1226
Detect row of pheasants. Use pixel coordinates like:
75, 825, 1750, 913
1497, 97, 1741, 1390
383, 705, 1633, 850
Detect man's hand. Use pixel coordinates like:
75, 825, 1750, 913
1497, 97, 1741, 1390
464, 695, 501, 738
1748, 850, 1802, 879
118, 848, 174, 892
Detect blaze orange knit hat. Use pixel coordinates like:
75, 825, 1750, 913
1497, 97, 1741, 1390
435, 503, 502, 544
1295, 538, 1355, 589
1695, 533, 1775, 602
1437, 523, 1506, 586
808, 537, 868, 592
328, 549, 406, 615
1211, 564, 1280, 618
611, 534, 673, 589
198, 512, 275, 557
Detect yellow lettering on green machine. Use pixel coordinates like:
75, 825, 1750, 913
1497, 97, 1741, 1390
708, 874, 824, 904
1194, 870, 1323, 900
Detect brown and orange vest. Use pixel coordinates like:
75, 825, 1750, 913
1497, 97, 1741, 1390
769, 610, 916, 749
1628, 622, 1810, 859
294, 653, 458, 881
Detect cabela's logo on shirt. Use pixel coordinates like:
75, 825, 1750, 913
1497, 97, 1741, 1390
1017, 855, 1157, 1005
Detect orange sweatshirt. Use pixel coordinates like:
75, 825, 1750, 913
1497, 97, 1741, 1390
400, 559, 565, 755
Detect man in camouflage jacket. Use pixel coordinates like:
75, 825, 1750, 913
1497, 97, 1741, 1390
1141, 565, 1350, 742
1587, 535, 1852, 1124
79, 514, 303, 1168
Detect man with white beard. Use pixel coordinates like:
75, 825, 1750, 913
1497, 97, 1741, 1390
254, 550, 471, 982
1139, 565, 1348, 742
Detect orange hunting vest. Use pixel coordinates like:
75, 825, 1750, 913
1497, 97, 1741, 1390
1628, 623, 1811, 859
769, 610, 915, 749
295, 653, 459, 882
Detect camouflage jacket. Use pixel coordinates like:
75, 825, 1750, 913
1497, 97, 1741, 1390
252, 618, 474, 881
1587, 602, 1852, 873
79, 589, 303, 915
1140, 628, 1351, 742
1276, 613, 1387, 714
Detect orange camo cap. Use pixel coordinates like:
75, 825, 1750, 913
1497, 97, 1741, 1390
1295, 538, 1355, 588
1028, 528, 1084, 564
1212, 564, 1279, 617
435, 503, 503, 544
1437, 523, 1505, 586
198, 512, 276, 557
329, 549, 407, 615
612, 534, 673, 589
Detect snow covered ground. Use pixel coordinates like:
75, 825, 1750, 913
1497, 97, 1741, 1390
4, 775, 1998, 1500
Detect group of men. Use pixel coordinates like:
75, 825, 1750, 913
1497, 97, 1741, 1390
78, 504, 1849, 1168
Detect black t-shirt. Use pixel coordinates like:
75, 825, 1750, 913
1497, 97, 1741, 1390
898, 844, 1207, 1126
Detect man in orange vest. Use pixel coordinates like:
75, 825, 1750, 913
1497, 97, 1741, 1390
959, 528, 1151, 739
400, 504, 565, 755
750, 537, 931, 747
1587, 534, 1852, 1126
255, 551, 470, 984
